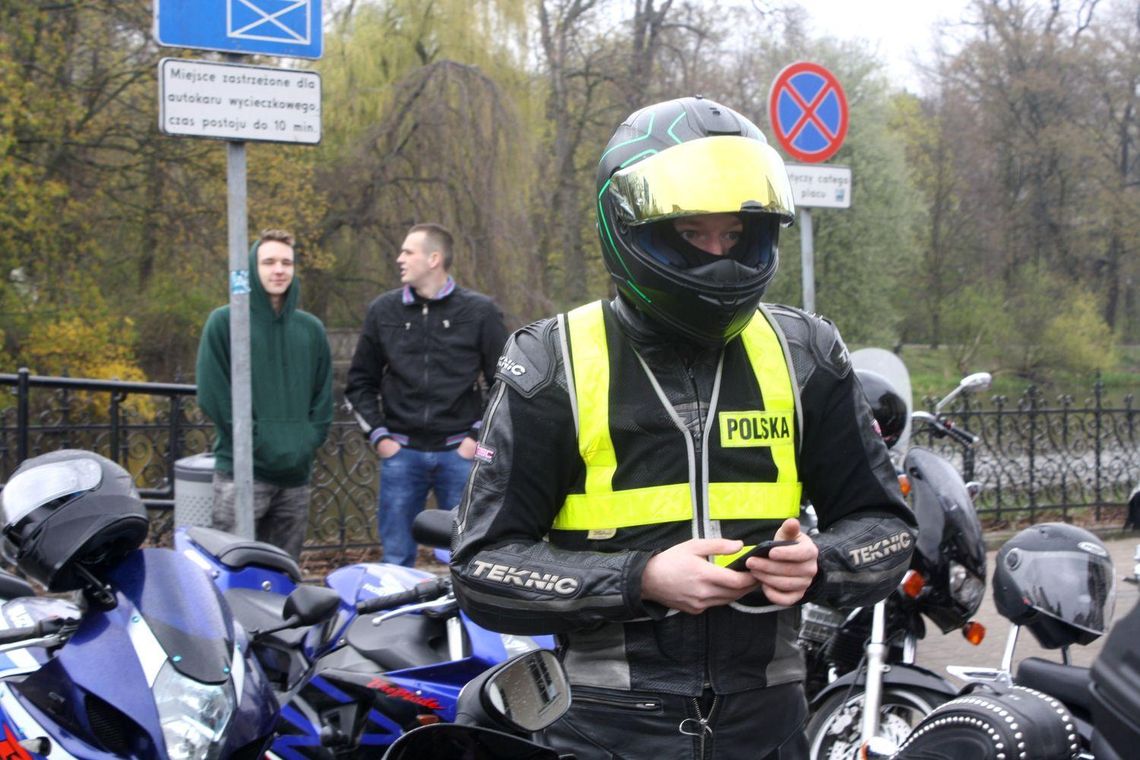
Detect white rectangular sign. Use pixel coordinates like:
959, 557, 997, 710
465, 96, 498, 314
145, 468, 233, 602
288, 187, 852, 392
159, 58, 321, 144
786, 163, 852, 209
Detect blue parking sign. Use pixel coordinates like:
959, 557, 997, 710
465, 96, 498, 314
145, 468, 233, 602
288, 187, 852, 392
155, 0, 323, 59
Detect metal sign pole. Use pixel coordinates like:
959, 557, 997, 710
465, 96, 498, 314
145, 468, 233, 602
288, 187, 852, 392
800, 207, 816, 314
226, 140, 254, 540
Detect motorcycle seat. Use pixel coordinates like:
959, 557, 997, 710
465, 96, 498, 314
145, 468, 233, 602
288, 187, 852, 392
1016, 656, 1093, 718
184, 526, 303, 583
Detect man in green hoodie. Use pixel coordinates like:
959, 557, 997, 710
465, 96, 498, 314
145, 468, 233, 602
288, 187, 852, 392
196, 229, 334, 559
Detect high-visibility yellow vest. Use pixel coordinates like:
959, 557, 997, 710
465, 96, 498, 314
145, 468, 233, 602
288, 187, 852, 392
553, 301, 802, 565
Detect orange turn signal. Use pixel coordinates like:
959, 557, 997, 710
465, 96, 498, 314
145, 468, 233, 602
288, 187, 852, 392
897, 474, 911, 497
416, 714, 442, 726
901, 569, 925, 598
962, 621, 986, 646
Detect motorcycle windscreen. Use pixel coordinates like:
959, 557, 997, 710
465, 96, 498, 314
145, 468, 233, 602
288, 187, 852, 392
107, 548, 236, 684
905, 447, 985, 576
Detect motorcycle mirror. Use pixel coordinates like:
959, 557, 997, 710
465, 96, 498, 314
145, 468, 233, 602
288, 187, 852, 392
252, 584, 341, 640
412, 508, 455, 549
935, 371, 993, 414
960, 372, 993, 393
456, 649, 571, 734
283, 584, 342, 626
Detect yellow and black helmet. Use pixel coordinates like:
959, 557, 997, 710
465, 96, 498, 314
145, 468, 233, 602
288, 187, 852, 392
595, 96, 794, 345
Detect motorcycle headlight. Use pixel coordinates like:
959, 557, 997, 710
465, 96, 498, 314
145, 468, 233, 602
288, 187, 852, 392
153, 660, 235, 760
948, 560, 984, 614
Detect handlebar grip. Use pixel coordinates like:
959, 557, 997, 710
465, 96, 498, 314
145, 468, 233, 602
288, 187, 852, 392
947, 425, 980, 446
355, 576, 450, 614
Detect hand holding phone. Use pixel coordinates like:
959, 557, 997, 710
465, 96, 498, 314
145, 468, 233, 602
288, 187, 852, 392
725, 539, 798, 572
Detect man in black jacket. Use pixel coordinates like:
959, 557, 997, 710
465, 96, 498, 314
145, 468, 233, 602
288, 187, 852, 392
450, 98, 917, 758
345, 223, 508, 566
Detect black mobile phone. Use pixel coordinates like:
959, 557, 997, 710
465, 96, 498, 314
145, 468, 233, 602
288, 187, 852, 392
725, 539, 798, 571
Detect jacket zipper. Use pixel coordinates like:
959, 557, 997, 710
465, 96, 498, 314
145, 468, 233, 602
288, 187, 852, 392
570, 691, 662, 711
421, 302, 430, 430
679, 695, 717, 759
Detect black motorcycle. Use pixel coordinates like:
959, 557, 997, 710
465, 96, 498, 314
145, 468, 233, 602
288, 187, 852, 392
802, 354, 992, 759
882, 522, 1134, 760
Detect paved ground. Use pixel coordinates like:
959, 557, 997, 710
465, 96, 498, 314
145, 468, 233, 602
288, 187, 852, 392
916, 534, 1139, 681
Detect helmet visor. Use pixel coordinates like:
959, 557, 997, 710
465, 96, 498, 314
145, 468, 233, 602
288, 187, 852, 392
605, 136, 795, 225
1, 458, 103, 527
1004, 546, 1117, 636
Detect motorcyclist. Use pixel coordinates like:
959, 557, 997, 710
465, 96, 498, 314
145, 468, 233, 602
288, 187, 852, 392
450, 96, 916, 759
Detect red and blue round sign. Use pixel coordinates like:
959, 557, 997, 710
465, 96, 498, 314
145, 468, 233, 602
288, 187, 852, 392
767, 62, 848, 163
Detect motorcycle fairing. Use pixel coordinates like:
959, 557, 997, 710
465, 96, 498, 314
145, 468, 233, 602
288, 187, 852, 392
904, 447, 987, 632
108, 549, 234, 684
0, 682, 85, 759
7, 548, 279, 758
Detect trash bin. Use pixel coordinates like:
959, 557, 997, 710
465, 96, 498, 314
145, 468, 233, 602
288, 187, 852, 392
174, 453, 216, 528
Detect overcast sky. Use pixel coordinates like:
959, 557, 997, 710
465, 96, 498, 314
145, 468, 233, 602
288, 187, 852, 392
800, 0, 974, 93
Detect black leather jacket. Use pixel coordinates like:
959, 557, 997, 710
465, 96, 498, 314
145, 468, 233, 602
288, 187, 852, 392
344, 283, 508, 451
451, 297, 915, 696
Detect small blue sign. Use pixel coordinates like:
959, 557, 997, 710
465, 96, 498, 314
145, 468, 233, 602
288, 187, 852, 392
155, 0, 323, 60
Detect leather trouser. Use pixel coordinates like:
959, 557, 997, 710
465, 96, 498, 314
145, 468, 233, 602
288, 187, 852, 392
542, 682, 810, 760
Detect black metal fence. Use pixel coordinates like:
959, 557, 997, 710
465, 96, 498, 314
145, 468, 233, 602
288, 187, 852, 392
911, 380, 1137, 525
2, 369, 1137, 558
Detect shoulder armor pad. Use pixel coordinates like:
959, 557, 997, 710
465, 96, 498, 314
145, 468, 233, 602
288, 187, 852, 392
769, 304, 852, 386
496, 318, 559, 398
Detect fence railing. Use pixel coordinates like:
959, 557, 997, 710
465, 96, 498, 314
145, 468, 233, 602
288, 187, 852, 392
911, 379, 1137, 525
2, 369, 1137, 559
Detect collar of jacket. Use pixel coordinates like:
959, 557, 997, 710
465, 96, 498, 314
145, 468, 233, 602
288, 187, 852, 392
402, 276, 456, 305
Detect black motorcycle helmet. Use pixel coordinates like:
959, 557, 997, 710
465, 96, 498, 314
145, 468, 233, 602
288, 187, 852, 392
595, 96, 795, 346
993, 523, 1116, 648
856, 369, 907, 449
0, 449, 149, 592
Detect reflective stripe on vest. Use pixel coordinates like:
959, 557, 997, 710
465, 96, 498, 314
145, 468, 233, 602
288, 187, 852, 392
554, 300, 802, 531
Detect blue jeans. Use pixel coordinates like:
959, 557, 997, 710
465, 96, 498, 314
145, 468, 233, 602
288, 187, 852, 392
379, 447, 472, 566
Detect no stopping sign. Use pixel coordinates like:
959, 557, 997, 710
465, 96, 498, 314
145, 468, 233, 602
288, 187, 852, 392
768, 62, 848, 163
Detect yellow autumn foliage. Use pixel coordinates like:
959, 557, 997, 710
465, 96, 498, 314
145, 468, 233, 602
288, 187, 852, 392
22, 314, 156, 420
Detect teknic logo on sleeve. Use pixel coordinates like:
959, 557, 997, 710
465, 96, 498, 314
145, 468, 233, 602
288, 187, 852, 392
718, 410, 794, 447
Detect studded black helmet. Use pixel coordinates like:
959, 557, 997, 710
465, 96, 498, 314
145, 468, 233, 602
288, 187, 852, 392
595, 96, 795, 346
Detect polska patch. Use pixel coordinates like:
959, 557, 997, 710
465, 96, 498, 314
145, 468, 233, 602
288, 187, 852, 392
474, 443, 495, 463
718, 410, 794, 447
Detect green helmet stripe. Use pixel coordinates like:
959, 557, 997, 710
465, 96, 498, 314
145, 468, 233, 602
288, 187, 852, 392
596, 181, 650, 304
665, 112, 686, 144
618, 149, 657, 168
598, 112, 656, 165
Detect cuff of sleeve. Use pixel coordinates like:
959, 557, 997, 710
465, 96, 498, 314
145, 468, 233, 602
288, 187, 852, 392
625, 549, 669, 620
468, 420, 483, 440
368, 427, 391, 446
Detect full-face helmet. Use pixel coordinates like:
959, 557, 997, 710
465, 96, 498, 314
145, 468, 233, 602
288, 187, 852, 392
595, 96, 795, 345
1, 449, 148, 592
993, 523, 1116, 648
856, 369, 908, 449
